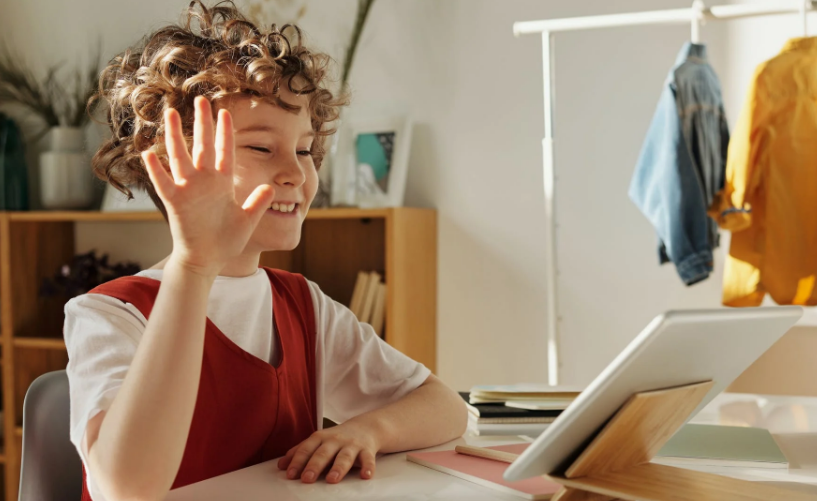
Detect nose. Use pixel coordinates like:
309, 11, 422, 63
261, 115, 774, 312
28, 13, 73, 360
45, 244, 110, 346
273, 151, 306, 188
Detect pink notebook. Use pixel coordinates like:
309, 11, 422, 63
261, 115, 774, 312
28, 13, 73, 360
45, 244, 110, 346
406, 443, 562, 500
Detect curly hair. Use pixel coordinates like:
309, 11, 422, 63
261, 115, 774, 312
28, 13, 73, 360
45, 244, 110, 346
90, 0, 347, 219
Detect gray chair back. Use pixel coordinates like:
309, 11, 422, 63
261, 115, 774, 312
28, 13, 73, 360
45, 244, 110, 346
18, 370, 82, 501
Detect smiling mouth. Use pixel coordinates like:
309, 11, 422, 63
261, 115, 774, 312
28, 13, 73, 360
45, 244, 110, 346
267, 202, 300, 215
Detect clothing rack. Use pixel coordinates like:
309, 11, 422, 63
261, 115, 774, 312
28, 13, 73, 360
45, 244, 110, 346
513, 1, 816, 385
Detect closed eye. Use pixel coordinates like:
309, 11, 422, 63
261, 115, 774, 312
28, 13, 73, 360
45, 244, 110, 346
248, 146, 271, 153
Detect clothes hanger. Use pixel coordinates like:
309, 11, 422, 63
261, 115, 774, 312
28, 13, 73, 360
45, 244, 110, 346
691, 0, 706, 44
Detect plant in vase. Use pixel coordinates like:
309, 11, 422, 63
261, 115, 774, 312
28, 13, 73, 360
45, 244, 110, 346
319, 0, 377, 208
0, 44, 101, 210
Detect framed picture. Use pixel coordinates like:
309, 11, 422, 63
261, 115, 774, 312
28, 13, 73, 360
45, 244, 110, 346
330, 115, 412, 208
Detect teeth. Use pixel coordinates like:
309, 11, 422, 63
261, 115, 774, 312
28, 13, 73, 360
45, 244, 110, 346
268, 203, 297, 213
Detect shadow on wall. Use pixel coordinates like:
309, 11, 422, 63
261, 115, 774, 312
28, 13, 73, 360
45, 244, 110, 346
437, 212, 549, 392
404, 122, 441, 209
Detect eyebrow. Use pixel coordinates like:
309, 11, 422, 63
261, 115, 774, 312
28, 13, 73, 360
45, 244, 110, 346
236, 125, 316, 138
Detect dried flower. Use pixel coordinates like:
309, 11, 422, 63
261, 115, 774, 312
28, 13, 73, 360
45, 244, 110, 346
39, 250, 140, 299
0, 41, 101, 140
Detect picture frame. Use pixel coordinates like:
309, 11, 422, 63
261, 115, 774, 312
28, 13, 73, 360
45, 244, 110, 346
330, 115, 412, 208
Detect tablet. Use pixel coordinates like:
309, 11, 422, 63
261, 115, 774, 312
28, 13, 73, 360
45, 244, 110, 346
503, 306, 803, 481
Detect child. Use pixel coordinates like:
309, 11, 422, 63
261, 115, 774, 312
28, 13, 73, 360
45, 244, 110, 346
64, 3, 467, 500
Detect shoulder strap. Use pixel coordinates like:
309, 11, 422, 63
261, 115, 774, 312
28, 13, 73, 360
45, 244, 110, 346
88, 276, 161, 318
261, 267, 315, 329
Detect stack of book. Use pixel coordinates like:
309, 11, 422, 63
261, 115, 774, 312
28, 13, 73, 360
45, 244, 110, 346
462, 384, 582, 437
349, 271, 387, 337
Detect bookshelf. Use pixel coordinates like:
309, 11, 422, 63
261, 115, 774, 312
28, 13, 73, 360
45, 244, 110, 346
0, 207, 437, 500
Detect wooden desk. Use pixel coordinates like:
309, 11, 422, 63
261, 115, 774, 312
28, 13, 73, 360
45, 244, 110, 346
166, 394, 817, 500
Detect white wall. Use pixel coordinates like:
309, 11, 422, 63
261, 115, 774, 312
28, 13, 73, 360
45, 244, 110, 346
1, 0, 743, 392
304, 0, 732, 389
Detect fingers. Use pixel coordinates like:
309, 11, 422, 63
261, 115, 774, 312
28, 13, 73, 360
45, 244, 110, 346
192, 96, 216, 172
141, 150, 175, 201
358, 449, 376, 480
164, 108, 194, 181
300, 442, 342, 484
280, 432, 377, 484
326, 447, 360, 484
277, 444, 298, 470
242, 184, 274, 223
285, 436, 323, 481
214, 108, 235, 176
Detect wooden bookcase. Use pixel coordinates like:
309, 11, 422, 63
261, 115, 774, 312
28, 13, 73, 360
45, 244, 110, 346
0, 207, 437, 500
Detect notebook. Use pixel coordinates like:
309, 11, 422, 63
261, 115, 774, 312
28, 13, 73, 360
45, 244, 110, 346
469, 384, 582, 406
467, 421, 552, 437
407, 443, 562, 500
470, 415, 557, 425
654, 424, 789, 469
504, 399, 577, 411
460, 392, 562, 420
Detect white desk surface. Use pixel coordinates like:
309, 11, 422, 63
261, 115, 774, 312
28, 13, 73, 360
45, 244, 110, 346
166, 393, 817, 500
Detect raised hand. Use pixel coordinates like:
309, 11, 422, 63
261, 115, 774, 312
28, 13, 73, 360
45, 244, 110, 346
141, 96, 275, 278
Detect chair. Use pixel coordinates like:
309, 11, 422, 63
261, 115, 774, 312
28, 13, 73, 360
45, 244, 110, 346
18, 370, 82, 501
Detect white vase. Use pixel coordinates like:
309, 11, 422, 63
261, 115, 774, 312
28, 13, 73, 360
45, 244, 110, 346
39, 126, 94, 210
329, 120, 359, 207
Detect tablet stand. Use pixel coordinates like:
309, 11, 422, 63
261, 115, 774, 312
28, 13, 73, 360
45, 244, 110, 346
547, 381, 813, 501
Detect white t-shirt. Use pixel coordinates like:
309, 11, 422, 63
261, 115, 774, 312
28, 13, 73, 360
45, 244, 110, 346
64, 268, 430, 501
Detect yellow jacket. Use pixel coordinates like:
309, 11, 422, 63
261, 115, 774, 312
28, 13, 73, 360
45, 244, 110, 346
710, 37, 817, 306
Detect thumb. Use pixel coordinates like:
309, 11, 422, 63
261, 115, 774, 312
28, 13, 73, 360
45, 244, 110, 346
242, 184, 275, 225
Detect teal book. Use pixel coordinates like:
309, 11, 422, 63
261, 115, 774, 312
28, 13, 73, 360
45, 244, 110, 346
655, 424, 788, 469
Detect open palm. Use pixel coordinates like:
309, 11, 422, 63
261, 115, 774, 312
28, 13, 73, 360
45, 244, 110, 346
141, 97, 274, 277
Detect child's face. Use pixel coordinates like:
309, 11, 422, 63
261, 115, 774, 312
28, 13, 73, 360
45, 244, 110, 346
217, 91, 318, 253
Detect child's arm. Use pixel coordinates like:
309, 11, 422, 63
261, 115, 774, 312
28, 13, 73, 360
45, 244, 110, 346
276, 282, 467, 484
83, 97, 274, 501
353, 374, 467, 454
278, 374, 467, 484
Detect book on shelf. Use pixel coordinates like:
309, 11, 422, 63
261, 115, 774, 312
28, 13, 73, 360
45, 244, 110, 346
360, 271, 382, 323
370, 283, 387, 337
349, 271, 370, 318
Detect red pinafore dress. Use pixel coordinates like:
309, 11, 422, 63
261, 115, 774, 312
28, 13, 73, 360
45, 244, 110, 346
79, 267, 317, 500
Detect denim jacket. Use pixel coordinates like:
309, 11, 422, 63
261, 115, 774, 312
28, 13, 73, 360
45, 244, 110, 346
629, 43, 729, 286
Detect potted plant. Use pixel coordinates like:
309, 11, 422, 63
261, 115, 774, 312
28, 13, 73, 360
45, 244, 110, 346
0, 44, 100, 209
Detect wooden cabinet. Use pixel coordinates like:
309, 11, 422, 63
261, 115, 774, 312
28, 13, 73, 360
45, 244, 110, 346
0, 207, 437, 500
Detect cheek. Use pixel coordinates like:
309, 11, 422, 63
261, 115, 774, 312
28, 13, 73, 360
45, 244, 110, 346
304, 165, 319, 200
232, 166, 263, 202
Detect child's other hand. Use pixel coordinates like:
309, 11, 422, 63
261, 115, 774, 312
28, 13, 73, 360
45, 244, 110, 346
277, 420, 380, 484
141, 96, 275, 278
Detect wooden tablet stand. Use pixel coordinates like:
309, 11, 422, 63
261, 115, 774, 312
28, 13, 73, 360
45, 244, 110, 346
547, 381, 814, 501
